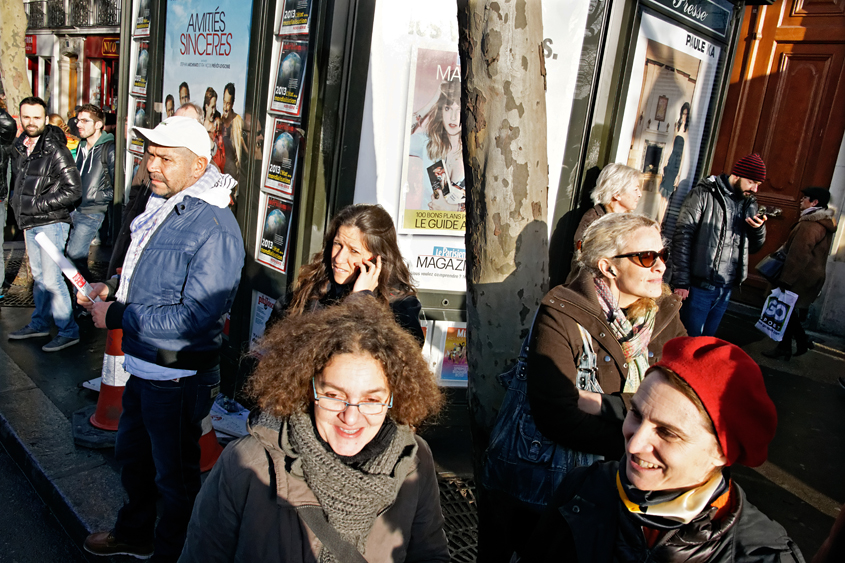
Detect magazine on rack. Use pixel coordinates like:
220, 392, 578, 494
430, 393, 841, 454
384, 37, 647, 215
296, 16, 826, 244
134, 0, 151, 36
264, 119, 302, 197
278, 0, 313, 35
128, 100, 147, 156
256, 193, 294, 274
131, 40, 150, 96
269, 40, 308, 117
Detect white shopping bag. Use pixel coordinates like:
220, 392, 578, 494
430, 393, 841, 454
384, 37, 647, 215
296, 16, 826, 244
755, 288, 799, 342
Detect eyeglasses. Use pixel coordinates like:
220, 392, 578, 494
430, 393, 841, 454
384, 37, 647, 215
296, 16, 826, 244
312, 378, 393, 415
77, 118, 94, 124
613, 248, 669, 268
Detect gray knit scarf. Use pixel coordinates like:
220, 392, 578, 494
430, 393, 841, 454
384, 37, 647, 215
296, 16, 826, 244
284, 411, 418, 562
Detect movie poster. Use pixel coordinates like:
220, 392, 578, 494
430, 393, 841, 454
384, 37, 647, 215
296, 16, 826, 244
398, 47, 465, 236
131, 40, 150, 96
614, 11, 721, 229
264, 119, 301, 197
256, 193, 294, 273
162, 0, 253, 182
269, 40, 309, 117
431, 322, 468, 387
278, 0, 313, 35
134, 0, 151, 37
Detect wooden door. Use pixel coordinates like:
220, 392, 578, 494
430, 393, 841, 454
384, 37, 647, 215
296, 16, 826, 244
710, 0, 845, 305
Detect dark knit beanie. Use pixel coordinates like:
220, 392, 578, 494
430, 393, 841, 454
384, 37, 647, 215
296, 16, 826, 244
650, 337, 777, 468
731, 153, 767, 183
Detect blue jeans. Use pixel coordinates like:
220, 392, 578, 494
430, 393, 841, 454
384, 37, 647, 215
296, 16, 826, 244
24, 223, 79, 338
114, 368, 220, 562
680, 284, 732, 337
66, 210, 105, 281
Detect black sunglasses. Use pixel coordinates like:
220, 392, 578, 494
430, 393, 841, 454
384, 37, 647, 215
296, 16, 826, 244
613, 248, 669, 268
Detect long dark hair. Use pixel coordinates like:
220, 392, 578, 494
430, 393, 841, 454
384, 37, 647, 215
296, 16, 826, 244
287, 204, 416, 316
424, 78, 461, 161
678, 102, 691, 132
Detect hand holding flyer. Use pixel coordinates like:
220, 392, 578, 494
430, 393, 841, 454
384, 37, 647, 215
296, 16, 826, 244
34, 232, 101, 303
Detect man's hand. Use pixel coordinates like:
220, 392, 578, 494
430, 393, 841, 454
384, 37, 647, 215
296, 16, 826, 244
746, 214, 767, 229
89, 301, 113, 329
674, 288, 690, 300
78, 283, 112, 329
77, 282, 109, 308
352, 255, 382, 294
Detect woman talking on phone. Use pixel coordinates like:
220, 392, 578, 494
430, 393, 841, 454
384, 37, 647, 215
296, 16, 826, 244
271, 204, 423, 344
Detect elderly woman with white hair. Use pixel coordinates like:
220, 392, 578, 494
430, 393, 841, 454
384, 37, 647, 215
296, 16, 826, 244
573, 163, 643, 252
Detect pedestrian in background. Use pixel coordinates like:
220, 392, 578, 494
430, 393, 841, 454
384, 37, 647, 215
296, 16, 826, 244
66, 104, 115, 286
763, 186, 836, 360
180, 296, 449, 562
80, 115, 244, 562
568, 163, 642, 283
520, 337, 803, 562
0, 107, 18, 299
7, 96, 81, 352
671, 153, 768, 336
48, 114, 80, 158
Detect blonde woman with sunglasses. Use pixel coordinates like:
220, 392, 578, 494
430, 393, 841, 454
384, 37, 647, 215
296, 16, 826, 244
483, 213, 687, 559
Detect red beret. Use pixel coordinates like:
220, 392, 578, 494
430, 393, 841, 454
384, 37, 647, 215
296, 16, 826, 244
651, 337, 777, 467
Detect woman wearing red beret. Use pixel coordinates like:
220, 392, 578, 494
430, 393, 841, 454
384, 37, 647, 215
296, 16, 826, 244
519, 337, 803, 562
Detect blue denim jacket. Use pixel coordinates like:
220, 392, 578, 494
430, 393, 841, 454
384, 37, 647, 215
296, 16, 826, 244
105, 195, 245, 370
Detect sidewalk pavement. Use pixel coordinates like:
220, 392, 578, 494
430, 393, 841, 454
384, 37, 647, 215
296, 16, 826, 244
0, 257, 843, 560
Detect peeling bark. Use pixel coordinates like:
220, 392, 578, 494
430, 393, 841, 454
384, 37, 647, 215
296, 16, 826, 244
459, 0, 549, 460
0, 0, 33, 110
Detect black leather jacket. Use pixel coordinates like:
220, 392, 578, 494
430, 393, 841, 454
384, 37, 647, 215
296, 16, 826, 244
10, 124, 81, 229
671, 175, 766, 289
75, 132, 115, 212
521, 461, 804, 562
0, 109, 17, 201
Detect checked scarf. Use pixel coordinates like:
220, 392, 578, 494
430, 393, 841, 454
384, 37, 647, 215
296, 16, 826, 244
594, 277, 656, 393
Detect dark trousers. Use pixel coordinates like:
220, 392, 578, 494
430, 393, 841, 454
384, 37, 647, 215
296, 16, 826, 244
781, 307, 809, 349
476, 486, 541, 563
114, 369, 220, 562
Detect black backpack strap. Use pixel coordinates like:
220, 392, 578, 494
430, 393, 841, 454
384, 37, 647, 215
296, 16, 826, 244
295, 505, 368, 562
101, 140, 114, 188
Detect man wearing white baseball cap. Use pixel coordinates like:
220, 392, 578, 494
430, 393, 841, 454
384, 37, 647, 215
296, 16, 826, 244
79, 115, 245, 561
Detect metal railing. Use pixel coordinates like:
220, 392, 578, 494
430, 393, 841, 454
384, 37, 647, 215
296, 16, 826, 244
25, 0, 120, 29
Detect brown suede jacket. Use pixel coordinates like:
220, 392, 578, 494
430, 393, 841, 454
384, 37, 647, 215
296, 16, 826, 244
779, 207, 837, 309
527, 269, 686, 460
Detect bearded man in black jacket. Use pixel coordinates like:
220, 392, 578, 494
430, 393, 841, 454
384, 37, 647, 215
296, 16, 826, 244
8, 96, 82, 352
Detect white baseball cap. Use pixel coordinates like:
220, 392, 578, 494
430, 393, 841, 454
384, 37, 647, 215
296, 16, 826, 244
132, 116, 211, 162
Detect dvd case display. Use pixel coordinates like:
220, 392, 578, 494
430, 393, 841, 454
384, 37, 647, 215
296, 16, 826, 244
134, 0, 151, 37
256, 193, 294, 273
263, 119, 302, 197
268, 40, 309, 117
131, 40, 150, 96
278, 0, 313, 35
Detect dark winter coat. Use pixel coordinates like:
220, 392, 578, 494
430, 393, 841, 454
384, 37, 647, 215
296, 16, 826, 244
74, 132, 115, 213
527, 269, 686, 460
671, 175, 766, 289
179, 414, 450, 563
108, 153, 151, 278
779, 207, 837, 309
0, 109, 17, 201
9, 124, 81, 229
271, 282, 425, 345
520, 460, 804, 563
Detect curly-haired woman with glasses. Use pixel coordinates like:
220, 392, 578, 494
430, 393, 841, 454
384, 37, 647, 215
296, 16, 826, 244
179, 296, 448, 562
481, 213, 686, 560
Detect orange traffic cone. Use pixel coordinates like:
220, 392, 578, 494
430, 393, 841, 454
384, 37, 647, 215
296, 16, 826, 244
199, 414, 223, 472
90, 329, 130, 430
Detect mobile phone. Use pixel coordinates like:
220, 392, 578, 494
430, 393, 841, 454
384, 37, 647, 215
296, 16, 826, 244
756, 207, 768, 217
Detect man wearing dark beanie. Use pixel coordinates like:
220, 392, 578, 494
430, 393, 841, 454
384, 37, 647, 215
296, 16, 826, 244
671, 153, 768, 336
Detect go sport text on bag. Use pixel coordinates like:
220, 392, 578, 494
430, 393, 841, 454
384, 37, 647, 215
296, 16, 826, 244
482, 322, 602, 511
